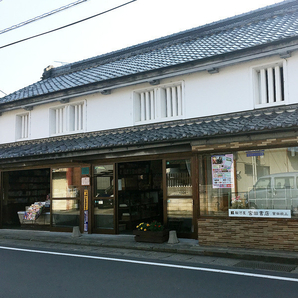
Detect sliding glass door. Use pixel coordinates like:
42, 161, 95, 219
164, 158, 196, 238
93, 164, 116, 234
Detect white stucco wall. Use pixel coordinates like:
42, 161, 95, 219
1, 51, 298, 145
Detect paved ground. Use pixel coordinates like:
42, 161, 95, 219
0, 228, 298, 271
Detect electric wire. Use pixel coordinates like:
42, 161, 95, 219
0, 0, 137, 50
0, 0, 89, 35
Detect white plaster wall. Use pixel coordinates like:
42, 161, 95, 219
286, 50, 298, 105
1, 51, 298, 145
0, 109, 16, 143
185, 64, 252, 118
30, 104, 49, 139
86, 88, 133, 132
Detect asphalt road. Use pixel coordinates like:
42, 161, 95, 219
0, 241, 298, 298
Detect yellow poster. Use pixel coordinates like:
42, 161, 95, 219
84, 189, 88, 211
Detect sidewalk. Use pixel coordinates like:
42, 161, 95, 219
0, 228, 298, 265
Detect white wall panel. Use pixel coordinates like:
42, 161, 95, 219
1, 52, 298, 145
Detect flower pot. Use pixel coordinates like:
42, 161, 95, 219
133, 229, 169, 243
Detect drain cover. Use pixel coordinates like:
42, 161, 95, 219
234, 261, 296, 272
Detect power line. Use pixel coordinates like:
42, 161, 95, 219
0, 0, 137, 50
0, 0, 89, 35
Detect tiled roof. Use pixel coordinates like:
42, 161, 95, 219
1, 104, 298, 160
1, 0, 298, 104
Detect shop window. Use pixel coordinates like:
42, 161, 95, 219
200, 154, 234, 216
253, 62, 285, 107
49, 102, 84, 135
51, 167, 81, 228
199, 147, 298, 218
16, 112, 30, 140
166, 159, 193, 233
117, 161, 163, 233
51, 199, 80, 228
134, 82, 184, 124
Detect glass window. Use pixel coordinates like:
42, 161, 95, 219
200, 154, 234, 216
94, 165, 114, 197
255, 178, 271, 189
93, 164, 114, 230
200, 147, 298, 218
166, 160, 192, 196
94, 198, 114, 229
52, 167, 81, 198
52, 199, 80, 227
167, 198, 193, 233
274, 177, 294, 189
166, 159, 193, 233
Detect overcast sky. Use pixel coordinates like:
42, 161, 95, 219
0, 0, 281, 96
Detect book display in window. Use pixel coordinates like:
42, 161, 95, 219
118, 161, 163, 230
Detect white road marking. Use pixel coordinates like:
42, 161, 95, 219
0, 245, 297, 283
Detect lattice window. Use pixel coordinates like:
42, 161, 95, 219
16, 113, 30, 140
134, 82, 184, 123
50, 102, 84, 135
255, 63, 285, 105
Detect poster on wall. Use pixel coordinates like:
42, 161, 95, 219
211, 154, 234, 188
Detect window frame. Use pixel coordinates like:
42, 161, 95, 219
252, 60, 288, 109
133, 81, 185, 124
49, 101, 85, 136
15, 111, 30, 141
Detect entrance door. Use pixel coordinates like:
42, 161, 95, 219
92, 164, 116, 234
164, 158, 196, 238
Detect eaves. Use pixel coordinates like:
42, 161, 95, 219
1, 123, 298, 171
0, 140, 192, 169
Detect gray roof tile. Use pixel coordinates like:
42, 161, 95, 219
1, 104, 298, 160
1, 1, 298, 104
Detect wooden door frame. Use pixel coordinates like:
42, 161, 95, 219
91, 162, 117, 234
162, 155, 198, 239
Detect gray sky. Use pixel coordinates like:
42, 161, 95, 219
0, 0, 280, 96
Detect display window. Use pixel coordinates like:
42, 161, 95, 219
52, 167, 81, 198
199, 147, 298, 219
51, 167, 81, 228
166, 159, 193, 233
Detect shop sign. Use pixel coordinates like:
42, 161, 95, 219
246, 150, 264, 157
84, 189, 88, 211
229, 209, 291, 218
211, 154, 234, 188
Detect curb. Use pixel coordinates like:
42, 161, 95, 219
1, 234, 298, 265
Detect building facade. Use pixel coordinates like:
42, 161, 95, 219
1, 0, 298, 250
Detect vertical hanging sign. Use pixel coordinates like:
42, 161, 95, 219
84, 189, 88, 232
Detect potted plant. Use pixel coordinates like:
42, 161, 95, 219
133, 221, 169, 243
